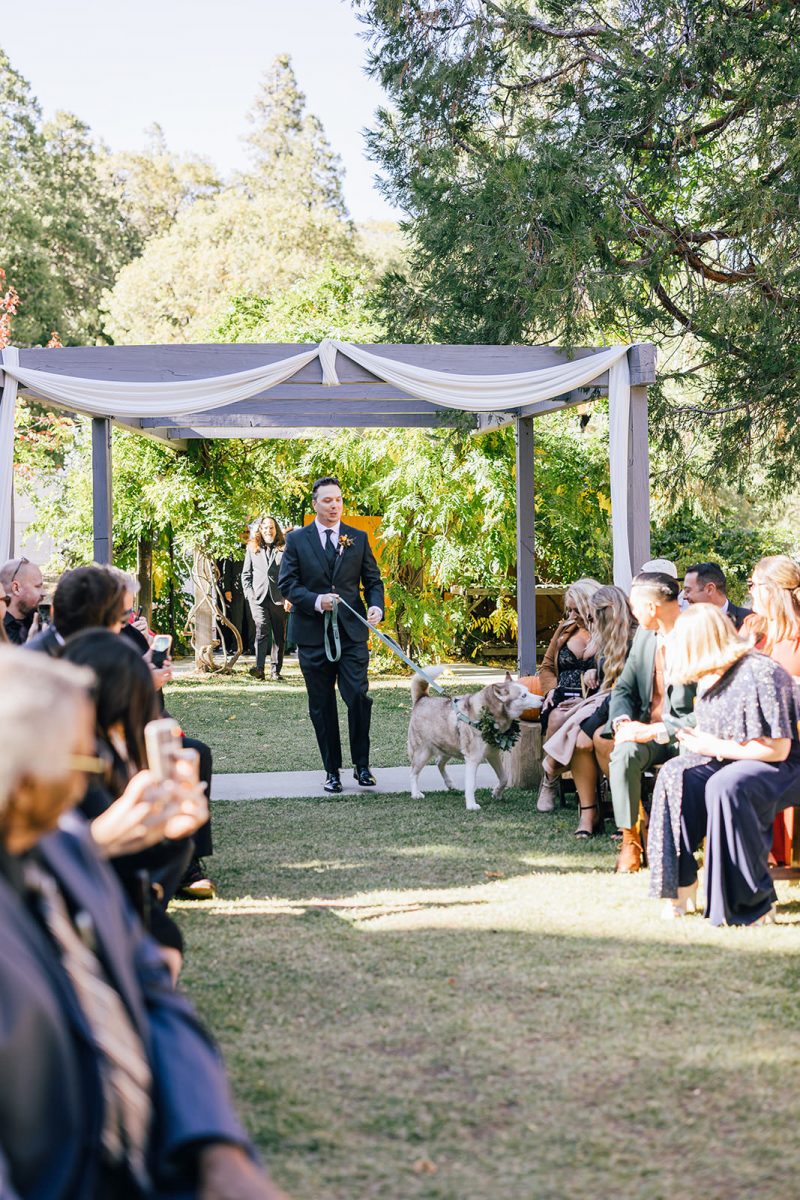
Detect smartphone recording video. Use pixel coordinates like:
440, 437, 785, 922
151, 633, 173, 669
144, 717, 182, 782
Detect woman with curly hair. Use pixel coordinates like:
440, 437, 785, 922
242, 515, 288, 680
537, 586, 637, 835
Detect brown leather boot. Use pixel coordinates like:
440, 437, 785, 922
615, 826, 642, 873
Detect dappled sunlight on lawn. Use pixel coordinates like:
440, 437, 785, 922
178, 869, 800, 950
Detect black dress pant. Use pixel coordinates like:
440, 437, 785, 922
182, 734, 212, 858
249, 597, 287, 675
298, 635, 372, 773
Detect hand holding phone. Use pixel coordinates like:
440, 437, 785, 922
150, 633, 173, 669
144, 717, 182, 781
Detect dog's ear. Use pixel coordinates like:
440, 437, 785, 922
505, 671, 513, 682
485, 683, 507, 718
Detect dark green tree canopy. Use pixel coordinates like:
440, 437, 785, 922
357, 0, 800, 486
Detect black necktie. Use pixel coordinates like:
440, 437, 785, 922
324, 528, 337, 569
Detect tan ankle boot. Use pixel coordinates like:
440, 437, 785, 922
615, 826, 642, 873
536, 771, 560, 812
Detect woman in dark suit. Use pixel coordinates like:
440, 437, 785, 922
242, 515, 288, 680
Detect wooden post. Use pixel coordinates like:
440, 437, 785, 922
627, 385, 651, 574
516, 415, 537, 675
91, 417, 113, 564
137, 536, 153, 625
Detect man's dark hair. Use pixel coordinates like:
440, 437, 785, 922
631, 571, 680, 602
685, 562, 727, 594
52, 566, 127, 638
312, 475, 341, 499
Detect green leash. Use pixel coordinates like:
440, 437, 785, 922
322, 598, 519, 747
323, 597, 447, 695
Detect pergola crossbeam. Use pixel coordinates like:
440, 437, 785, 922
2, 340, 657, 672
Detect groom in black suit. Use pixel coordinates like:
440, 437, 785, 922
278, 476, 385, 793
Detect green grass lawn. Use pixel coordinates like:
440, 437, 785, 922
164, 663, 481, 773
176, 789, 800, 1200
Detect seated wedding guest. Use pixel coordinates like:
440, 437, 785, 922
747, 555, 800, 864
648, 604, 800, 924
683, 561, 751, 630
25, 562, 126, 655
0, 647, 288, 1200
0, 582, 10, 644
536, 578, 601, 759
62, 629, 207, 981
601, 572, 697, 872
242, 515, 289, 681
537, 586, 636, 834
113, 568, 217, 901
0, 555, 44, 644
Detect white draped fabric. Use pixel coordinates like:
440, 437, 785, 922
0, 340, 633, 585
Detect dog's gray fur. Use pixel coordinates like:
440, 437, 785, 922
407, 667, 539, 810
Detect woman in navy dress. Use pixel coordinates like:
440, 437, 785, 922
648, 604, 800, 925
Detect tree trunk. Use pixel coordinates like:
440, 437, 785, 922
137, 535, 153, 625
507, 721, 542, 790
192, 548, 216, 671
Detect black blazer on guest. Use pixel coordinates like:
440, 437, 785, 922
0, 815, 251, 1199
278, 521, 384, 647
726, 601, 752, 631
242, 545, 284, 605
22, 624, 64, 657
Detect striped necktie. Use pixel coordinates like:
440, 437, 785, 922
25, 862, 153, 1189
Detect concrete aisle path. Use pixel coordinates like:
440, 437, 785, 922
213, 762, 502, 801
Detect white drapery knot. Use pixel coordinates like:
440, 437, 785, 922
317, 338, 340, 387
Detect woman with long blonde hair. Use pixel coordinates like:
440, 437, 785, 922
747, 555, 800, 864
648, 603, 800, 924
538, 586, 637, 834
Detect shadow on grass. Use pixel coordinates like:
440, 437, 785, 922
180, 899, 800, 1200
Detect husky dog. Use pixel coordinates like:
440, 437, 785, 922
407, 667, 541, 810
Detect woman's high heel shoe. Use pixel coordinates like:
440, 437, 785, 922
660, 881, 699, 919
574, 802, 599, 839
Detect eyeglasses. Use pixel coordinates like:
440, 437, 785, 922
8, 557, 29, 586
67, 754, 107, 775
747, 579, 759, 590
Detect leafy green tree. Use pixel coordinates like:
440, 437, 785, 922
100, 124, 221, 247
356, 0, 800, 487
0, 49, 134, 345
102, 56, 362, 344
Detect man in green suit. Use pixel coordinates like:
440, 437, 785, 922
599, 572, 696, 872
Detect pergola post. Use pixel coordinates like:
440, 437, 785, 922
91, 417, 113, 564
626, 384, 651, 574
516, 415, 537, 675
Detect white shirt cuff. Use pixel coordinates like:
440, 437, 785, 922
315, 595, 324, 613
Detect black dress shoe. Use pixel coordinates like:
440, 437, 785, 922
323, 772, 343, 794
354, 767, 377, 787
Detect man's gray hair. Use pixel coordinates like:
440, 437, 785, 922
0, 647, 95, 819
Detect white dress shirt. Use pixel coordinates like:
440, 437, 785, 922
314, 519, 341, 612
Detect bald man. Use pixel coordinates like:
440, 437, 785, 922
0, 557, 44, 644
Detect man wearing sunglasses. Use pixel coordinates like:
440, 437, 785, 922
0, 556, 44, 644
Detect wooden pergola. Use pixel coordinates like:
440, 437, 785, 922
6, 341, 656, 672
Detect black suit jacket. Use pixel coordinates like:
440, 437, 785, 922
726, 601, 752, 631
0, 816, 251, 1199
278, 521, 384, 646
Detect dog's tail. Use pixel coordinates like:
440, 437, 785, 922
411, 664, 446, 706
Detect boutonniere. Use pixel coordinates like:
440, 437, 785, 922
337, 533, 355, 556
